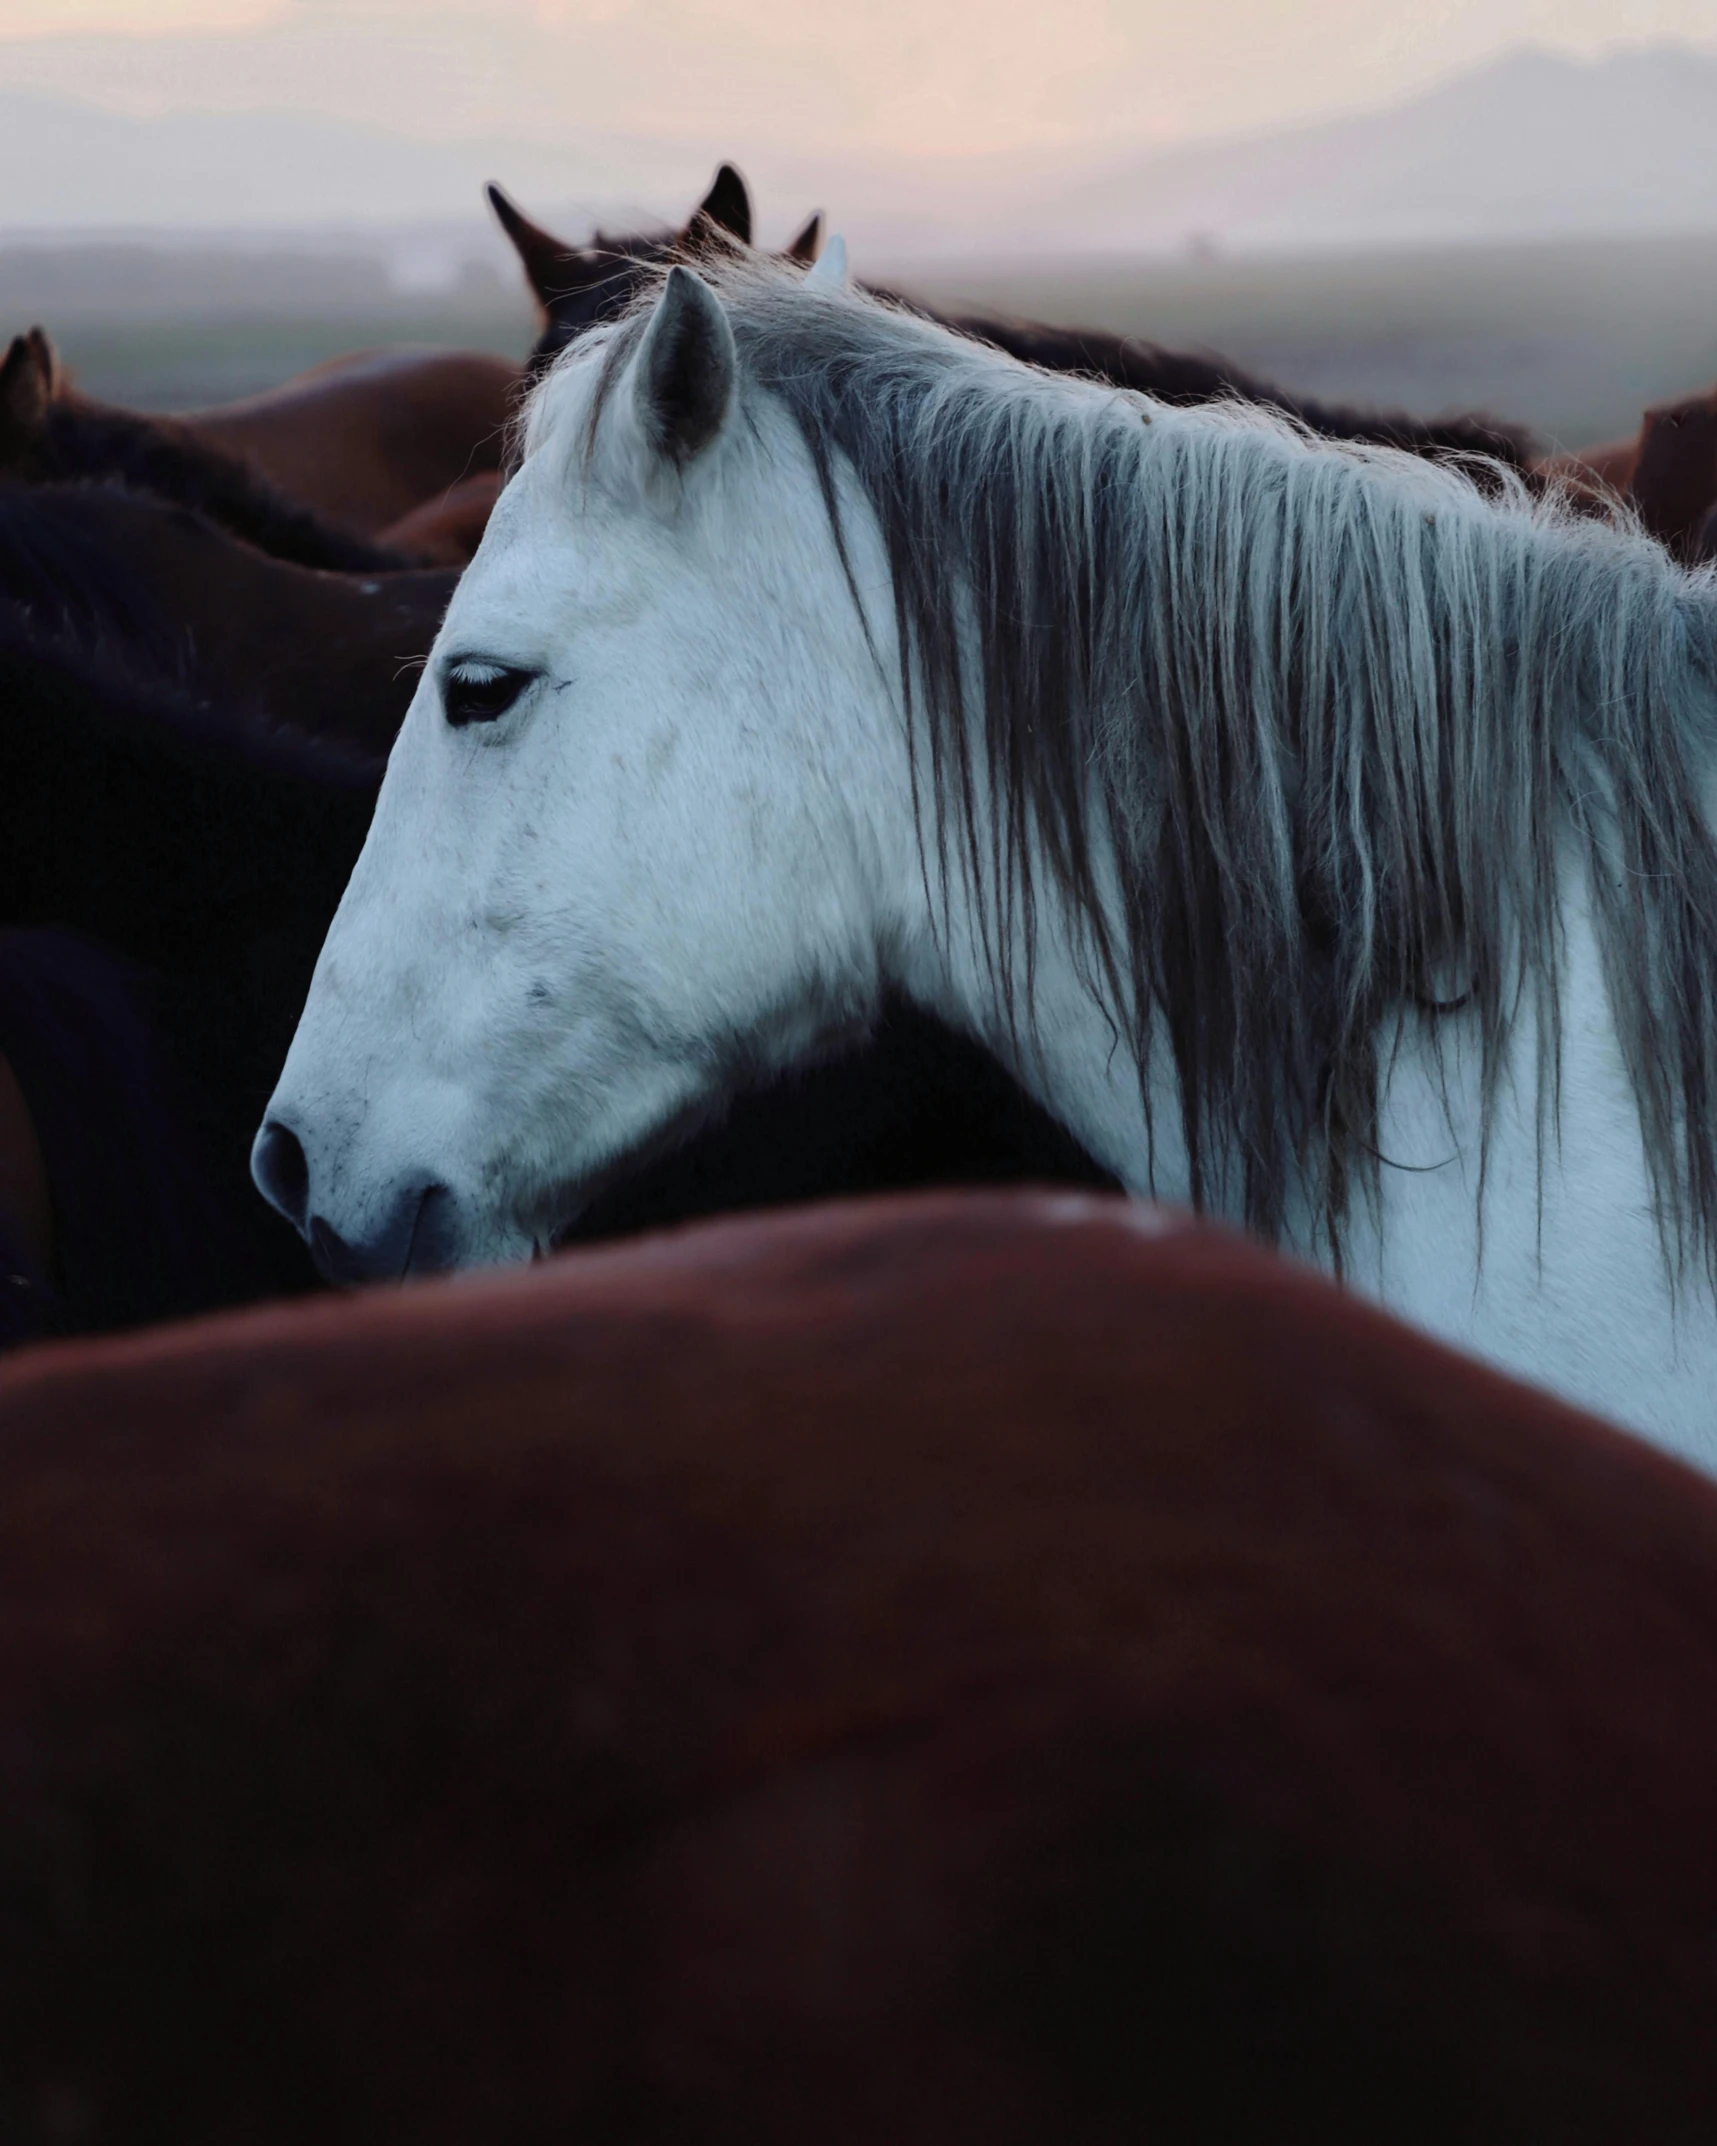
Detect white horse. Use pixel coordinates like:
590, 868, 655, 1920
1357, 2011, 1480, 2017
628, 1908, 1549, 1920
255, 245, 1717, 1471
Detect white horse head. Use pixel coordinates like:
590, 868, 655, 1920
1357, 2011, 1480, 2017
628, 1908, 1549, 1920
254, 265, 920, 1277
256, 257, 1717, 1468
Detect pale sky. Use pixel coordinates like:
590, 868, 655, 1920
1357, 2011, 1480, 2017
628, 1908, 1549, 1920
0, 0, 1714, 162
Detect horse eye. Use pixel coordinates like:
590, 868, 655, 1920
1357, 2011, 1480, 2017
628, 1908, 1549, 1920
442, 661, 538, 728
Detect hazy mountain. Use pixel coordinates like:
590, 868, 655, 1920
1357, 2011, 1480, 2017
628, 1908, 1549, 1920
0, 92, 687, 242
1047, 46, 1717, 252
4, 44, 1717, 259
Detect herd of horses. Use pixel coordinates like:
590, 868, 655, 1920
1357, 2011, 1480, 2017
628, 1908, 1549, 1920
4, 166, 1717, 2137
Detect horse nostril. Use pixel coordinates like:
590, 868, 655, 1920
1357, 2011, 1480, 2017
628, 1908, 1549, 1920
253, 1119, 311, 1233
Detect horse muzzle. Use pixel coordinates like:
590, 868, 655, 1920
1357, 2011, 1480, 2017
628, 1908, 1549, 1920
252, 1116, 460, 1284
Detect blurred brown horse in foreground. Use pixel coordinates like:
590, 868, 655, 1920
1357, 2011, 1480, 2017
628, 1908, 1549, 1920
0, 1190, 1713, 2145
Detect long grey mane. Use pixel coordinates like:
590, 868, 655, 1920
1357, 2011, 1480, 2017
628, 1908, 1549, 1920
560, 262, 1717, 1269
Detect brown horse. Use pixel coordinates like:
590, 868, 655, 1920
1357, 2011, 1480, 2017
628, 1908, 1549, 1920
1536, 382, 1717, 561
488, 162, 821, 374
0, 325, 521, 565
182, 343, 524, 541
0, 328, 419, 572
378, 467, 504, 564
0, 481, 454, 756
0, 1189, 1713, 2143
0, 532, 395, 1343
1535, 435, 1640, 502
1622, 383, 1717, 560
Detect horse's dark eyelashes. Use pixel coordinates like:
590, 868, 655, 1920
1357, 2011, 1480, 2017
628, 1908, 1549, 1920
441, 660, 541, 729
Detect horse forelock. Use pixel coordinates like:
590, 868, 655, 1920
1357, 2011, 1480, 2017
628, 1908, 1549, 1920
531, 260, 1717, 1272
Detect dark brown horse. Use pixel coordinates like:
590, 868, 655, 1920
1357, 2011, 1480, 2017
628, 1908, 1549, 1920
0, 329, 418, 572
0, 482, 452, 751
1623, 382, 1717, 561
0, 481, 454, 753
0, 585, 387, 1341
933, 309, 1535, 466
1537, 385, 1717, 560
0, 1041, 50, 1308
0, 480, 446, 1336
491, 172, 1533, 466
0, 1190, 1713, 2142
489, 162, 820, 374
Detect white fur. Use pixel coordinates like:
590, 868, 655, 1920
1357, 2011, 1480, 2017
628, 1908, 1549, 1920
806, 233, 848, 287
258, 269, 1717, 1473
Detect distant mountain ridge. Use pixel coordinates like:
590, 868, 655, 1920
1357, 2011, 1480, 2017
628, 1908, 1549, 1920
3, 44, 1717, 255
1048, 46, 1717, 251
0, 92, 675, 237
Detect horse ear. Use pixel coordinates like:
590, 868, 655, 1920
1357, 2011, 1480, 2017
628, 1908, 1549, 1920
786, 212, 823, 264
631, 266, 735, 468
0, 327, 54, 459
805, 234, 849, 289
25, 326, 60, 397
486, 182, 574, 310
687, 163, 751, 247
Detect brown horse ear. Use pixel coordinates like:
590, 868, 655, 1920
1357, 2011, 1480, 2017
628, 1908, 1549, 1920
486, 182, 575, 312
686, 163, 751, 247
0, 327, 54, 461
24, 325, 60, 397
786, 213, 822, 264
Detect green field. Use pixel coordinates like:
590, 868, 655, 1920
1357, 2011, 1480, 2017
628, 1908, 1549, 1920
10, 227, 1717, 451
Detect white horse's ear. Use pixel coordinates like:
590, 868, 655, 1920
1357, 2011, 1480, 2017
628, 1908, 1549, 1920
632, 265, 736, 466
806, 233, 848, 289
